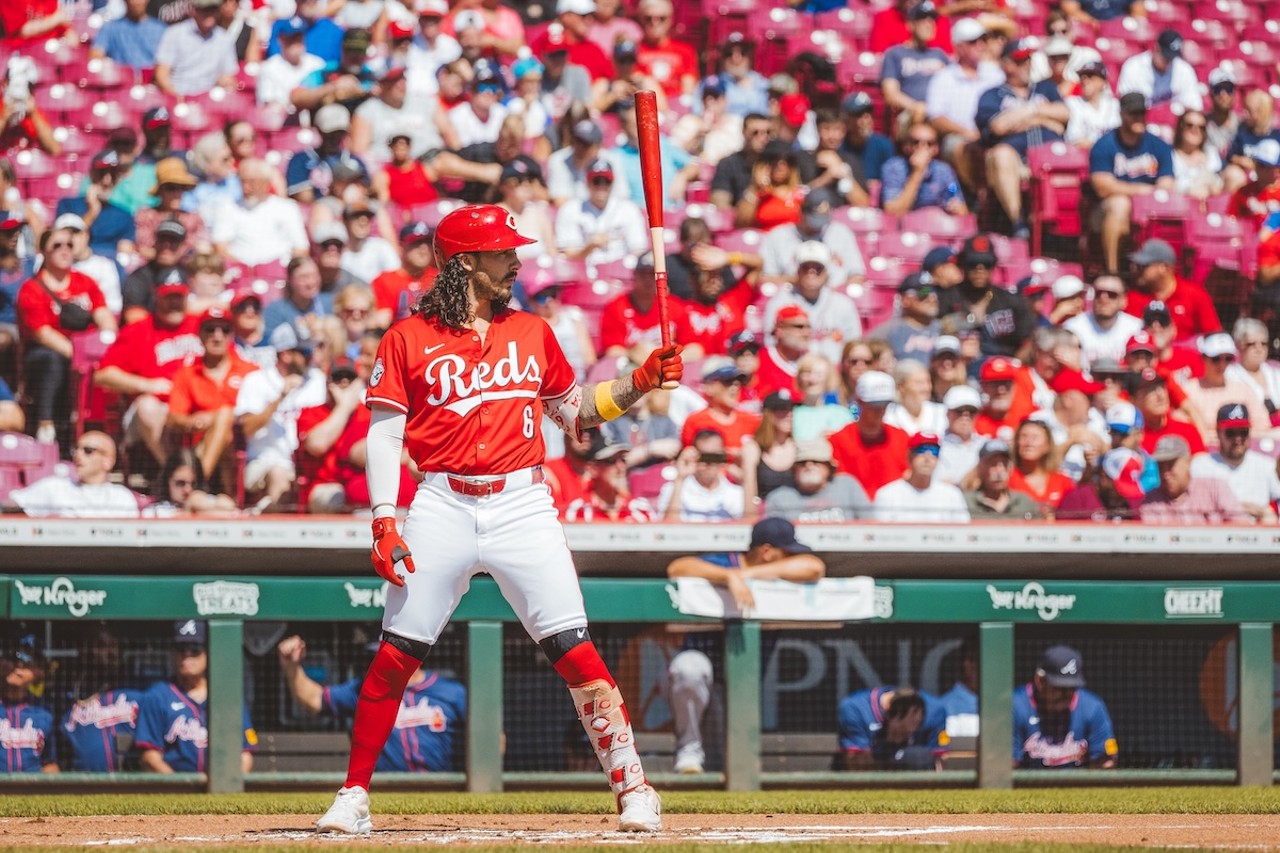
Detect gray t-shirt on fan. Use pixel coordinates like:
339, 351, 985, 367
763, 474, 872, 522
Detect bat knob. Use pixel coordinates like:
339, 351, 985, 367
661, 380, 680, 391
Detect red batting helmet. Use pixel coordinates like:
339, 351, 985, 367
432, 204, 535, 263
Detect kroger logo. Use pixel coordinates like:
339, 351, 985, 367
13, 577, 108, 618
1164, 587, 1223, 618
986, 582, 1076, 621
192, 581, 260, 616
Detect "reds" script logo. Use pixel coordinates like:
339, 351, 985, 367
425, 341, 541, 417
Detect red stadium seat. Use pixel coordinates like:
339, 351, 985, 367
1098, 16, 1155, 44
683, 203, 734, 234
627, 464, 673, 501
832, 205, 895, 237
1029, 141, 1089, 257
409, 198, 466, 230
862, 255, 907, 290
875, 230, 932, 265
898, 209, 977, 244
1131, 189, 1194, 256
717, 228, 765, 256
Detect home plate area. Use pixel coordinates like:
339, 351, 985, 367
7, 814, 1280, 847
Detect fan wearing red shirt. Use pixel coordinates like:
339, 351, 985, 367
371, 222, 438, 328
633, 0, 698, 97
0, 0, 69, 45
529, 8, 615, 83
973, 356, 1038, 439
869, 0, 954, 53
1227, 141, 1280, 229
1122, 331, 1194, 411
675, 258, 756, 358
679, 359, 762, 459
93, 281, 202, 465
753, 305, 809, 399
828, 370, 910, 498
1132, 368, 1206, 456
167, 306, 261, 490
1124, 239, 1222, 341
599, 252, 690, 357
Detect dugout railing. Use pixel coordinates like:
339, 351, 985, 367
0, 575, 1274, 793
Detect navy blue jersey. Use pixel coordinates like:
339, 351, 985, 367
61, 689, 141, 772
837, 686, 949, 760
324, 671, 466, 772
0, 701, 57, 771
1089, 130, 1174, 185
1012, 682, 1117, 768
975, 81, 1065, 158
1229, 126, 1280, 162
134, 682, 257, 773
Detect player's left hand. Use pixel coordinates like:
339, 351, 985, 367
371, 517, 415, 587
632, 344, 683, 392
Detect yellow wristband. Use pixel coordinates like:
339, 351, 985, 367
729, 252, 742, 266
595, 381, 625, 421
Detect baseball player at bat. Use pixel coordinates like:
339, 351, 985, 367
316, 204, 682, 835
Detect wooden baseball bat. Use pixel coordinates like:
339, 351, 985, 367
634, 90, 679, 390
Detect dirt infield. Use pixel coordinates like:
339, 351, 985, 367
4, 813, 1280, 848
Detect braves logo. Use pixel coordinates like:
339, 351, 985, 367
424, 340, 541, 416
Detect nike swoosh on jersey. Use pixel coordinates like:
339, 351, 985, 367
576, 628, 586, 638
424, 344, 446, 355
171, 703, 185, 711
445, 388, 539, 417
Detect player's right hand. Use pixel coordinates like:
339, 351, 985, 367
371, 517, 415, 587
632, 344, 683, 392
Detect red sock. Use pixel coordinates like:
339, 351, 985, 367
553, 641, 614, 688
344, 641, 421, 790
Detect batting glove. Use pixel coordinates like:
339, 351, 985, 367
371, 517, 415, 587
632, 344, 684, 393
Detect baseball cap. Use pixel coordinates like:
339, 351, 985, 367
763, 388, 800, 410
1198, 332, 1237, 359
0, 216, 23, 231
979, 355, 1018, 383
151, 157, 198, 194
779, 93, 809, 128
722, 31, 753, 48
173, 619, 207, 647
856, 370, 896, 404
701, 356, 748, 384
1078, 60, 1107, 78
54, 212, 87, 232
801, 186, 837, 217
1119, 91, 1148, 115
841, 91, 875, 116
767, 72, 799, 95
775, 304, 809, 330
416, 0, 449, 16
897, 271, 934, 295
944, 383, 981, 411
748, 516, 811, 554
728, 329, 761, 354
142, 106, 171, 130
1090, 357, 1124, 376
1157, 29, 1183, 60
1049, 368, 1103, 396
388, 19, 415, 39
978, 438, 1011, 460
343, 28, 372, 52
794, 241, 832, 268
540, 24, 570, 52
1134, 367, 1167, 393
961, 233, 997, 268
1217, 402, 1251, 430
951, 17, 986, 44
1143, 300, 1173, 327
1016, 275, 1049, 297
795, 439, 834, 464
634, 251, 656, 270
1209, 67, 1236, 91
1253, 138, 1280, 168
586, 158, 614, 180
1152, 434, 1190, 462
270, 322, 313, 355
330, 159, 367, 184
571, 119, 603, 146
344, 199, 376, 219
314, 103, 351, 134
1125, 331, 1158, 356
500, 159, 536, 183
591, 436, 632, 462
922, 246, 956, 270
312, 222, 348, 245
11, 634, 43, 666
1001, 38, 1035, 61
454, 8, 484, 31
613, 39, 638, 61
91, 149, 121, 172
1105, 401, 1144, 434
557, 0, 595, 13
522, 267, 559, 298
908, 432, 942, 453
702, 74, 727, 98
1101, 448, 1145, 499
399, 220, 432, 246
1130, 238, 1177, 267
199, 305, 232, 329
1037, 644, 1085, 688
155, 219, 187, 241
1043, 35, 1073, 57
512, 56, 544, 81
379, 65, 407, 85
155, 279, 189, 299
231, 292, 262, 313
330, 359, 359, 383
906, 0, 938, 20
278, 15, 307, 36
933, 335, 962, 358
1052, 275, 1085, 300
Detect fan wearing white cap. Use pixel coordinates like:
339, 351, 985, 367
827, 370, 913, 498
762, 240, 863, 366
922, 18, 1004, 186
936, 384, 984, 486
1116, 30, 1204, 116
1180, 332, 1274, 449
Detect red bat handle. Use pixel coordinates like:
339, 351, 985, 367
635, 90, 673, 351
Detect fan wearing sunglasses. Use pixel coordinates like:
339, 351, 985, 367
881, 122, 967, 217
6, 432, 143, 517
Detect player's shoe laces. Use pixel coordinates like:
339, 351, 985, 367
316, 785, 372, 834
617, 783, 662, 832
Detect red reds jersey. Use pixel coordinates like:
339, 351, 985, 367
15, 271, 106, 339
635, 38, 699, 97
99, 316, 203, 401
676, 281, 752, 356
599, 293, 689, 353
367, 309, 577, 475
828, 422, 909, 498
753, 345, 801, 399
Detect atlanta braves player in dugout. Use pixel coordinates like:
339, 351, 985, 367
316, 204, 682, 834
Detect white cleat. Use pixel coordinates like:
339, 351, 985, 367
617, 783, 662, 832
316, 785, 372, 834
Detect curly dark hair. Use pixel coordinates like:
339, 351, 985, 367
412, 255, 509, 329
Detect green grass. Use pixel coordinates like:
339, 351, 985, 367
2, 787, 1279, 818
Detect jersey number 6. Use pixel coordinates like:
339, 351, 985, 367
522, 405, 535, 440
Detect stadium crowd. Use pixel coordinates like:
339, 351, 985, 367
1, 0, 1279, 524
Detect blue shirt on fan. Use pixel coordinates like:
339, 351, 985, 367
1012, 682, 1117, 768
975, 80, 1064, 158
324, 671, 467, 772
1089, 129, 1174, 185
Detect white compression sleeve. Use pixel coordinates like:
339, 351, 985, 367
366, 407, 407, 520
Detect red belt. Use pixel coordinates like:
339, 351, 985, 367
444, 467, 544, 497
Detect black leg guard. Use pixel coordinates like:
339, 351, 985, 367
381, 630, 432, 662
539, 626, 593, 666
